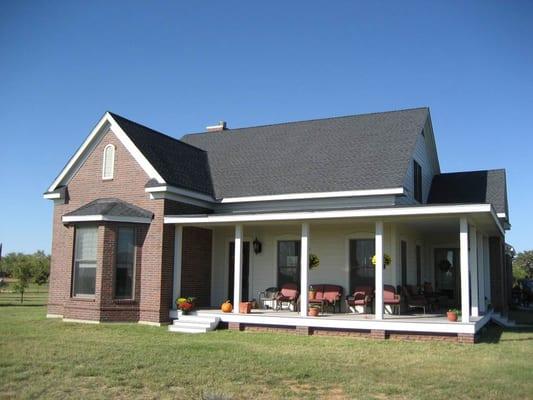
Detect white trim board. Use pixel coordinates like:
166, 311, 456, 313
220, 187, 405, 203
164, 203, 503, 233
62, 215, 152, 224
47, 112, 165, 193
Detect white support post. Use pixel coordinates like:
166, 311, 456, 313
172, 225, 183, 309
477, 231, 485, 314
460, 217, 470, 323
483, 235, 491, 305
233, 224, 243, 313
300, 223, 310, 317
375, 221, 384, 320
470, 225, 479, 317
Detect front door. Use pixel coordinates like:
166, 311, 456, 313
434, 248, 460, 306
228, 242, 250, 302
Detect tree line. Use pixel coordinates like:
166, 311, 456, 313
0, 251, 50, 302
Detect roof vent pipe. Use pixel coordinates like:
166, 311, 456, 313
206, 121, 227, 132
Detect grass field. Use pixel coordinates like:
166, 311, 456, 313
1, 289, 532, 399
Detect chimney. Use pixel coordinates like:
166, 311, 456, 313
206, 121, 227, 132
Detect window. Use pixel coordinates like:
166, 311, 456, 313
102, 144, 115, 180
115, 226, 136, 299
277, 240, 300, 287
73, 226, 98, 297
349, 239, 375, 291
416, 245, 422, 287
413, 160, 422, 203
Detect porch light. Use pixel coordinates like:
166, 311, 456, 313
253, 237, 262, 254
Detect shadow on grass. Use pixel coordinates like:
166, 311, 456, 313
0, 303, 47, 307
478, 324, 533, 344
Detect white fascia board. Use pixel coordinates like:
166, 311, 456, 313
48, 113, 165, 192
43, 192, 61, 200
62, 215, 152, 224
219, 187, 405, 203
497, 212, 507, 219
145, 185, 215, 203
148, 191, 214, 209
164, 203, 494, 224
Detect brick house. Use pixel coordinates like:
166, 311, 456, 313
44, 108, 512, 341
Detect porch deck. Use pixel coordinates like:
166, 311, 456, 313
170, 309, 492, 335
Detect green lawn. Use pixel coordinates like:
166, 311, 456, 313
1, 299, 532, 399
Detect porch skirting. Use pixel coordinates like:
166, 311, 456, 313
170, 309, 492, 343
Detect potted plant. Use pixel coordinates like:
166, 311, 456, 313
371, 254, 392, 269
308, 285, 317, 300
308, 305, 320, 317
239, 301, 252, 314
176, 297, 196, 315
309, 254, 320, 270
447, 308, 460, 322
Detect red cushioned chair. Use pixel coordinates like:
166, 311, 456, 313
384, 285, 401, 315
346, 286, 374, 314
275, 283, 299, 311
309, 284, 344, 313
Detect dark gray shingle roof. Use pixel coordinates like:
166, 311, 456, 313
427, 169, 509, 220
109, 112, 214, 196
181, 108, 429, 198
64, 198, 153, 219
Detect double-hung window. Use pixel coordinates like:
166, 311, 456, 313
115, 226, 136, 299
72, 226, 98, 297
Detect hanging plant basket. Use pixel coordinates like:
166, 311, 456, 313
371, 254, 392, 269
309, 254, 320, 270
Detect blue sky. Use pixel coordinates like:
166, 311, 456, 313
1, 1, 532, 254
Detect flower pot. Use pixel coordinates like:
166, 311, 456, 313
308, 291, 316, 300
239, 302, 252, 314
447, 311, 458, 322
308, 307, 320, 317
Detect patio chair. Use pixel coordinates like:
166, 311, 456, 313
275, 283, 299, 311
383, 285, 401, 315
346, 286, 374, 314
422, 282, 439, 311
258, 287, 279, 309
401, 285, 428, 314
310, 284, 344, 313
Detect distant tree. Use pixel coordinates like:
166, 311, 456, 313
11, 256, 33, 303
0, 251, 50, 286
31, 251, 50, 285
513, 250, 533, 281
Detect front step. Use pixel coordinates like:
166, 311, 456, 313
168, 314, 220, 334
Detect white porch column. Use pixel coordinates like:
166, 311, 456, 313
483, 235, 491, 305
172, 225, 183, 309
300, 223, 310, 317
477, 231, 486, 314
233, 224, 243, 313
375, 221, 384, 320
460, 217, 470, 323
470, 225, 479, 317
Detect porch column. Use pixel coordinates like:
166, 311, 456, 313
477, 231, 486, 314
172, 225, 183, 309
483, 235, 491, 305
470, 225, 479, 317
233, 224, 243, 313
460, 217, 470, 323
375, 221, 384, 320
300, 223, 309, 317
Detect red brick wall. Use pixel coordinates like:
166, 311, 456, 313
180, 227, 213, 307
47, 128, 211, 323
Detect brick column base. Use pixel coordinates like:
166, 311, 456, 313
296, 326, 311, 336
457, 333, 476, 344
228, 322, 243, 331
370, 329, 387, 340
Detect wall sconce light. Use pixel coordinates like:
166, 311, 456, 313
253, 237, 262, 254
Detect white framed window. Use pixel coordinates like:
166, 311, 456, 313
102, 144, 115, 180
72, 225, 98, 297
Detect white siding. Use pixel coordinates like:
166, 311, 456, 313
399, 119, 439, 205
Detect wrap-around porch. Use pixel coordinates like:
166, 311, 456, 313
167, 205, 505, 339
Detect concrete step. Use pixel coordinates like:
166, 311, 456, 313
168, 314, 220, 334
168, 325, 209, 334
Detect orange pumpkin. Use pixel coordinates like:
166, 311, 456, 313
221, 301, 233, 313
